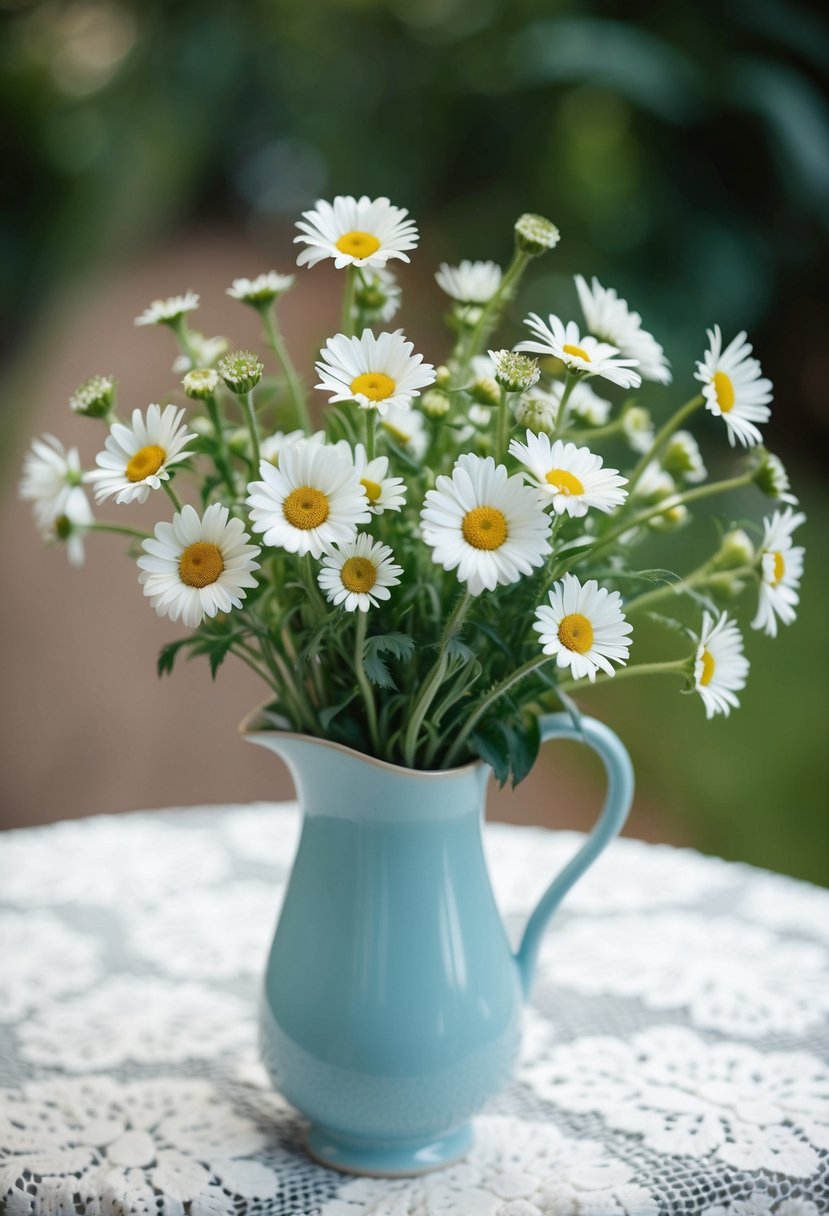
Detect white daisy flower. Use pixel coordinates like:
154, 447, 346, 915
752, 508, 806, 637
316, 329, 434, 416
663, 430, 707, 484
138, 504, 260, 630
226, 272, 295, 304
421, 453, 551, 596
622, 405, 655, 454
561, 378, 612, 426
260, 429, 307, 466
694, 611, 749, 718
695, 326, 772, 447
380, 403, 428, 460
135, 291, 199, 327
246, 441, 370, 558
574, 275, 671, 384
633, 461, 677, 502
19, 435, 88, 530
534, 574, 632, 682
172, 332, 228, 375
355, 267, 401, 323
87, 405, 197, 505
295, 195, 419, 269
47, 494, 95, 568
352, 443, 406, 514
435, 260, 502, 304
516, 314, 642, 390
509, 433, 628, 518
318, 533, 403, 613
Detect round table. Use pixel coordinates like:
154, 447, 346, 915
2, 803, 828, 1215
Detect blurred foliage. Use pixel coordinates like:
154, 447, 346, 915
1, 0, 827, 877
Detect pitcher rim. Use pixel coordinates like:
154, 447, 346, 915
239, 702, 487, 780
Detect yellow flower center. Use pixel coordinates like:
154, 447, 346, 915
283, 486, 330, 530
772, 550, 786, 585
562, 344, 591, 363
699, 648, 716, 686
461, 506, 508, 551
351, 372, 396, 402
340, 556, 377, 594
335, 230, 381, 258
713, 370, 736, 413
361, 478, 383, 503
545, 468, 585, 496
558, 612, 594, 654
179, 541, 224, 588
126, 444, 166, 482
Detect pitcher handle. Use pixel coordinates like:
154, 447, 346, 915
514, 711, 634, 998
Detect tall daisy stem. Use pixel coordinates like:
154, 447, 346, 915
203, 394, 238, 497
229, 643, 281, 694
496, 385, 511, 461
557, 658, 689, 694
162, 481, 183, 512
364, 410, 377, 462
261, 306, 311, 434
625, 562, 756, 615
551, 373, 578, 438
403, 592, 471, 768
90, 522, 152, 541
241, 391, 261, 470
626, 393, 704, 497
354, 611, 381, 754
342, 265, 358, 338
458, 249, 530, 381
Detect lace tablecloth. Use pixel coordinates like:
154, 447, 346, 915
2, 803, 828, 1216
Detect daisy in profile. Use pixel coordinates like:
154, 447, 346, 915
318, 534, 403, 613
135, 291, 199, 328
663, 430, 707, 484
509, 433, 628, 518
516, 314, 642, 390
316, 329, 434, 416
46, 495, 95, 568
421, 453, 551, 596
752, 508, 806, 637
138, 504, 260, 630
561, 379, 612, 427
435, 260, 502, 304
87, 405, 196, 505
574, 275, 671, 384
295, 195, 419, 269
695, 326, 772, 447
226, 272, 295, 305
19, 435, 89, 530
534, 574, 632, 682
260, 430, 307, 466
246, 441, 370, 558
380, 403, 428, 460
352, 443, 406, 513
694, 611, 750, 718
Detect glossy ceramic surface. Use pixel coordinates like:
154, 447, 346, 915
242, 710, 633, 1175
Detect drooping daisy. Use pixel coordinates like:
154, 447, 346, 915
352, 443, 406, 514
226, 272, 295, 304
318, 533, 403, 613
138, 504, 260, 630
695, 326, 772, 447
435, 260, 502, 304
534, 574, 632, 682
752, 508, 806, 637
295, 195, 419, 270
574, 275, 671, 384
632, 461, 677, 503
380, 403, 428, 461
260, 430, 307, 466
19, 435, 89, 529
47, 493, 95, 568
509, 433, 628, 518
134, 291, 199, 328
622, 406, 655, 454
694, 611, 749, 719
246, 441, 370, 558
516, 315, 642, 390
355, 267, 402, 323
561, 378, 612, 427
421, 453, 551, 596
753, 450, 798, 505
663, 430, 707, 484
316, 329, 434, 415
87, 405, 196, 505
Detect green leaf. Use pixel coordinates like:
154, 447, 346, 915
319, 690, 359, 731
157, 638, 190, 677
363, 632, 417, 688
507, 714, 541, 787
470, 722, 511, 786
445, 637, 475, 664
471, 620, 512, 656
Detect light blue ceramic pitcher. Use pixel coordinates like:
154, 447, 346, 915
243, 709, 633, 1176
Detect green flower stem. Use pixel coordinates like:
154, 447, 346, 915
551, 373, 578, 438
168, 316, 199, 367
354, 611, 381, 753
229, 643, 281, 694
557, 657, 690, 694
242, 629, 316, 729
458, 249, 530, 381
567, 417, 626, 443
342, 265, 358, 337
496, 384, 511, 461
444, 651, 553, 769
241, 391, 261, 470
203, 394, 238, 496
90, 522, 152, 541
403, 592, 472, 769
626, 393, 704, 497
261, 306, 311, 433
301, 553, 328, 619
625, 563, 757, 615
162, 481, 183, 512
364, 409, 377, 462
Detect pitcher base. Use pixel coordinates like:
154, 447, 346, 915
305, 1121, 474, 1176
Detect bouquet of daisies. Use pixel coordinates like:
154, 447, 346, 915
20, 196, 806, 781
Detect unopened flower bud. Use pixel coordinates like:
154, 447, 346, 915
420, 389, 451, 419
488, 350, 540, 394
752, 449, 798, 505
218, 350, 263, 395
227, 428, 250, 456
622, 405, 655, 454
514, 213, 560, 257
469, 376, 501, 408
514, 391, 557, 435
435, 365, 451, 389
664, 430, 706, 484
713, 529, 755, 571
182, 368, 219, 400
69, 375, 115, 419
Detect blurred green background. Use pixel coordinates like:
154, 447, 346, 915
1, 0, 827, 881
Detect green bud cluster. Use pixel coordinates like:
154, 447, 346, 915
218, 351, 263, 394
